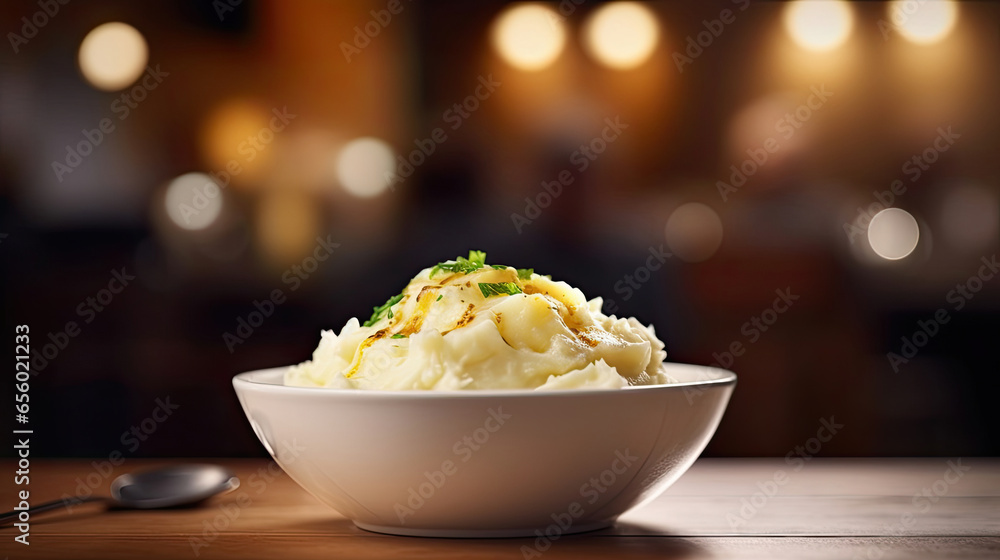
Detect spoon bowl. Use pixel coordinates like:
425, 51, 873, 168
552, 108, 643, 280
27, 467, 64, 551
111, 464, 240, 509
0, 464, 239, 524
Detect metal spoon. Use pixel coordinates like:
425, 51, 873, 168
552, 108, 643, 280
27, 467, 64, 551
0, 464, 239, 524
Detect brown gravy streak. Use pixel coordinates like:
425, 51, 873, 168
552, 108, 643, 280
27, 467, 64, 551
436, 273, 461, 286
570, 327, 600, 348
395, 286, 438, 337
522, 284, 543, 296
345, 328, 389, 378
442, 303, 476, 335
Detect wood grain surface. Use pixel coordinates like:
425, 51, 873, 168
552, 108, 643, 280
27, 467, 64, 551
2, 458, 998, 559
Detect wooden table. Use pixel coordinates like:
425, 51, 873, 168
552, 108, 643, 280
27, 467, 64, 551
2, 458, 998, 559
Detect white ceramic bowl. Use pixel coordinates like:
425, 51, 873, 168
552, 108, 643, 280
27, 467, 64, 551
233, 364, 735, 537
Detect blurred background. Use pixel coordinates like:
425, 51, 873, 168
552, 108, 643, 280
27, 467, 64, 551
1, 0, 997, 459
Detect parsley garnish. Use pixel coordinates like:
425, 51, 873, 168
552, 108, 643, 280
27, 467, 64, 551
436, 294, 443, 301
391, 334, 407, 339
363, 293, 404, 327
429, 252, 539, 282
479, 282, 523, 298
430, 250, 487, 278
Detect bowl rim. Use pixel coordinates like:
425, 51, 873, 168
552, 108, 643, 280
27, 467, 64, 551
233, 363, 736, 398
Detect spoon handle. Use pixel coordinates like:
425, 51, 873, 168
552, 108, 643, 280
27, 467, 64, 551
0, 496, 109, 524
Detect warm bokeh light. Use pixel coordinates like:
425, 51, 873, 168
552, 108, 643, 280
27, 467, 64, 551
726, 92, 804, 169
256, 189, 320, 265
335, 137, 396, 198
491, 4, 566, 71
784, 0, 853, 52
163, 173, 223, 231
276, 129, 341, 192
78, 22, 148, 91
868, 208, 919, 260
940, 184, 999, 251
889, 0, 958, 44
583, 2, 660, 70
199, 99, 273, 184
665, 202, 724, 263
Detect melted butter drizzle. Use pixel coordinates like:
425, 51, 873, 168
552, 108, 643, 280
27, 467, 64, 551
395, 285, 437, 337
345, 328, 388, 378
348, 273, 604, 377
345, 284, 443, 378
523, 280, 623, 348
442, 303, 476, 335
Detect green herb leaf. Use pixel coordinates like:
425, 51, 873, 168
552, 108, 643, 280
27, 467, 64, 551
478, 282, 523, 298
391, 334, 407, 339
516, 268, 533, 280
430, 250, 488, 278
468, 250, 486, 266
436, 294, 443, 301
363, 293, 405, 327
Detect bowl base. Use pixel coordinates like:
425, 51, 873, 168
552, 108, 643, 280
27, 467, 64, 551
353, 519, 615, 538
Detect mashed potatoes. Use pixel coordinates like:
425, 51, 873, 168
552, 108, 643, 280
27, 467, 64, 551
285, 251, 673, 390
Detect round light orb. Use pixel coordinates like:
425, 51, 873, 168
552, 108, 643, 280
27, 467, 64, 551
335, 137, 396, 198
784, 0, 854, 52
78, 22, 148, 91
164, 173, 223, 231
665, 202, 724, 263
199, 99, 272, 180
889, 0, 958, 44
257, 189, 319, 264
491, 4, 567, 71
868, 208, 919, 260
583, 2, 660, 70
